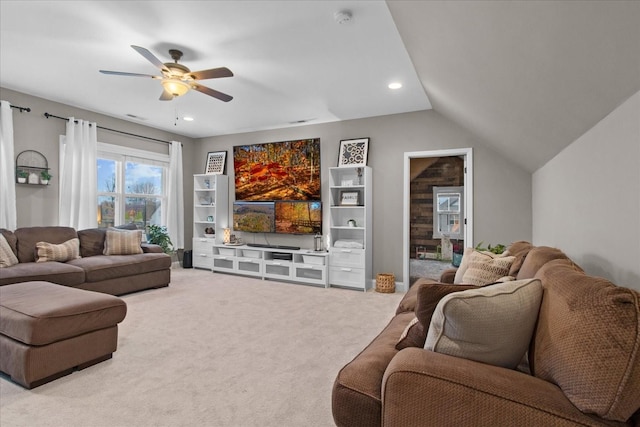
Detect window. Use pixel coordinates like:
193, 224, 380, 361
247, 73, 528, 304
97, 143, 169, 230
433, 186, 464, 239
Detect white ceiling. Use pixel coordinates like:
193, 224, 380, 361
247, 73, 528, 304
0, 1, 430, 138
2, 1, 639, 173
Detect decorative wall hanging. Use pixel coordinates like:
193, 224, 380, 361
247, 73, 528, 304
205, 151, 227, 175
338, 138, 369, 167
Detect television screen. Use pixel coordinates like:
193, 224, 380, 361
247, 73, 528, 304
275, 201, 322, 235
233, 138, 321, 201
233, 202, 275, 233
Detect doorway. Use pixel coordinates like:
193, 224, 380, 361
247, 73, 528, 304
402, 149, 473, 291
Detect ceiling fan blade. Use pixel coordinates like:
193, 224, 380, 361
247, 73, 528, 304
192, 83, 233, 102
159, 89, 174, 101
131, 45, 170, 73
100, 70, 160, 78
189, 67, 234, 80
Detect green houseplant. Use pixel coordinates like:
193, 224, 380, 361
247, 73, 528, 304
17, 170, 28, 183
40, 170, 52, 184
146, 225, 174, 254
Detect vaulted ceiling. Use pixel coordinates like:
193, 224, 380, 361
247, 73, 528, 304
1, 1, 639, 173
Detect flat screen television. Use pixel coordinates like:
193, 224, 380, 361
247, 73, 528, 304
233, 201, 275, 233
233, 138, 321, 201
275, 201, 322, 235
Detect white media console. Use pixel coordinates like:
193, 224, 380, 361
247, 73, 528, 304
209, 244, 329, 287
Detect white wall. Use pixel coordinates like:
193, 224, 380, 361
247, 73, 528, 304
533, 91, 640, 290
196, 109, 532, 282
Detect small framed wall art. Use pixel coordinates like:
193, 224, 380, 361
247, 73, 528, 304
205, 151, 227, 175
338, 137, 369, 167
340, 190, 360, 206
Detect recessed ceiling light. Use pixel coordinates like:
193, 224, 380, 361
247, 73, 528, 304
183, 116, 194, 122
388, 82, 402, 90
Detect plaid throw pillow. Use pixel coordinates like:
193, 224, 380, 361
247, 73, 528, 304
35, 238, 81, 262
103, 229, 143, 255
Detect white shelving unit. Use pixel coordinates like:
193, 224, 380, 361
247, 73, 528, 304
212, 245, 329, 287
192, 174, 228, 269
328, 166, 372, 291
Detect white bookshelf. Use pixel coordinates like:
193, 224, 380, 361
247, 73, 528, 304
328, 166, 372, 291
192, 174, 228, 269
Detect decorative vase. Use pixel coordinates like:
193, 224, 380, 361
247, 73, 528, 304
17, 177, 27, 184
41, 179, 49, 185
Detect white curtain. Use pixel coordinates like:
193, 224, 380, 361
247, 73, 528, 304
58, 117, 97, 230
167, 141, 184, 249
0, 101, 17, 230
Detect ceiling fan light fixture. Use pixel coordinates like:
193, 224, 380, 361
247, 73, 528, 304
161, 78, 190, 97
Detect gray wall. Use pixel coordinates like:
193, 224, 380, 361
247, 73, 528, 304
195, 109, 532, 282
533, 90, 640, 290
1, 87, 196, 228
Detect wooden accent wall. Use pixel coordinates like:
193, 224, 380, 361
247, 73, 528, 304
410, 156, 464, 258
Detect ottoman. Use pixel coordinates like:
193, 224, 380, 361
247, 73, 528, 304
0, 281, 127, 388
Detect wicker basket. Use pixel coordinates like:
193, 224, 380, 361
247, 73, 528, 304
376, 273, 396, 293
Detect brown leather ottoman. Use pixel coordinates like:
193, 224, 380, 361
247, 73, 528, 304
0, 281, 127, 388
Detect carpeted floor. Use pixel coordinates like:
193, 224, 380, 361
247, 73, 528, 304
0, 268, 403, 427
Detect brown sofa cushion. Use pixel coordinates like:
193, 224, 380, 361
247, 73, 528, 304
78, 224, 140, 257
332, 311, 414, 427
396, 283, 475, 350
504, 241, 534, 277
532, 259, 640, 422
67, 253, 171, 283
0, 261, 85, 286
0, 281, 126, 346
516, 246, 574, 280
14, 227, 78, 263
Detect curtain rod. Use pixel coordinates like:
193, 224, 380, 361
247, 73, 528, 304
43, 112, 173, 145
10, 104, 31, 113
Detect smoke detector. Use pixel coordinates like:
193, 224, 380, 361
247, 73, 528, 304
334, 10, 352, 24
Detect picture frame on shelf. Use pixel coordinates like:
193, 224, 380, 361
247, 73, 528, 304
338, 138, 369, 167
205, 151, 227, 175
340, 190, 360, 206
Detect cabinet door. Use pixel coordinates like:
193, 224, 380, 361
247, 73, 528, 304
329, 248, 365, 267
329, 266, 365, 289
192, 240, 214, 269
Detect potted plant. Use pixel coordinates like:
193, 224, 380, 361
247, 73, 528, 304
16, 170, 28, 183
40, 170, 52, 185
146, 224, 174, 254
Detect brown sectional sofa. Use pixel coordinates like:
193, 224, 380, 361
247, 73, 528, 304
0, 226, 171, 295
333, 243, 640, 426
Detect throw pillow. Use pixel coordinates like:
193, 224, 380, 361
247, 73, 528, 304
453, 247, 474, 284
0, 234, 19, 268
396, 283, 476, 350
103, 228, 143, 255
35, 238, 81, 263
424, 278, 543, 369
461, 251, 515, 286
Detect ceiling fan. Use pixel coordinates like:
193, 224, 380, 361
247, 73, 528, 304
99, 45, 233, 102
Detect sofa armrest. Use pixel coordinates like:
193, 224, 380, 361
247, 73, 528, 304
141, 243, 164, 254
439, 268, 457, 283
382, 348, 620, 427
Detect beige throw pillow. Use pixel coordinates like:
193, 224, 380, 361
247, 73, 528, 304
0, 234, 19, 267
103, 228, 143, 255
35, 238, 81, 262
453, 247, 474, 284
461, 250, 515, 286
424, 278, 543, 369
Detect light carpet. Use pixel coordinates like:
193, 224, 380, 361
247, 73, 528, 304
0, 268, 403, 427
